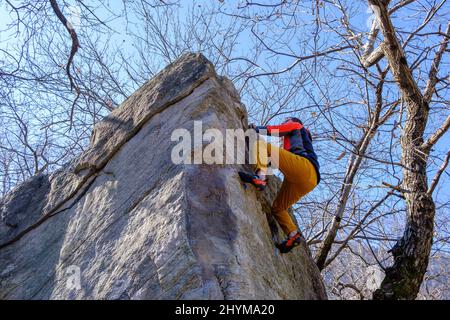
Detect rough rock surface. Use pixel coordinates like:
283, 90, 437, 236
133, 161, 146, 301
0, 53, 327, 300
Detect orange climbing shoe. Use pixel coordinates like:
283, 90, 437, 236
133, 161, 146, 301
276, 231, 303, 253
238, 171, 267, 191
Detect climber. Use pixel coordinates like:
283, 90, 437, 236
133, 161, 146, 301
239, 117, 320, 254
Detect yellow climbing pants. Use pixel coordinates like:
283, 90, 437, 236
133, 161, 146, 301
252, 139, 318, 235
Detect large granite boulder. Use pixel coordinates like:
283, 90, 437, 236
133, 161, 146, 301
0, 53, 326, 300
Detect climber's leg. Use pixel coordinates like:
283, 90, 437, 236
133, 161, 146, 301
271, 181, 310, 253
271, 157, 317, 230
271, 180, 309, 235
261, 142, 317, 187
241, 138, 317, 196
252, 139, 316, 184
270, 154, 318, 253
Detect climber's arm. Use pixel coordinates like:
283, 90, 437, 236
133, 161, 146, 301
254, 122, 303, 137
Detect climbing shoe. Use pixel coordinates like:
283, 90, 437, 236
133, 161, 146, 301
238, 171, 267, 191
276, 231, 303, 254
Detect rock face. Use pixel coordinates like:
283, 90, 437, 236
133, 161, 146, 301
0, 53, 327, 300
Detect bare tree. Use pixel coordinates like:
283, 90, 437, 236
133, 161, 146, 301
1, 0, 448, 299
362, 0, 449, 300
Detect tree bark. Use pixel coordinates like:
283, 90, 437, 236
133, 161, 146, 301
367, 0, 436, 300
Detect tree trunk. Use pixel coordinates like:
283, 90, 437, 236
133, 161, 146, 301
368, 0, 436, 300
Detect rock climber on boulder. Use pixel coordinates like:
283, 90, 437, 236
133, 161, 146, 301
239, 117, 320, 254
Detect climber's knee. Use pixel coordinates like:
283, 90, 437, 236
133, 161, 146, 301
271, 200, 285, 215
271, 208, 297, 236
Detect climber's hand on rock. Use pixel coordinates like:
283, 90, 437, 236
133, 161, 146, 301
249, 123, 256, 130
